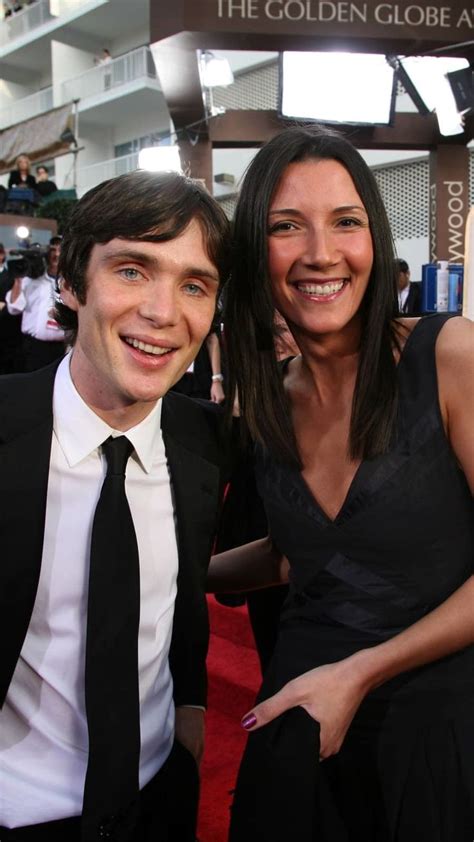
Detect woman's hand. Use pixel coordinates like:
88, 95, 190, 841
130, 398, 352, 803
241, 655, 370, 759
210, 379, 225, 404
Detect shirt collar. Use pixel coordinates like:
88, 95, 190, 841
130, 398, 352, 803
53, 353, 164, 473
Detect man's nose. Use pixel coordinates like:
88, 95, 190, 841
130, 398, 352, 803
139, 284, 180, 326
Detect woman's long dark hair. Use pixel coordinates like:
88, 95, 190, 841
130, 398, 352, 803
225, 125, 399, 466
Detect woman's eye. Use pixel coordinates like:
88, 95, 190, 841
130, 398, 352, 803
337, 217, 363, 228
268, 221, 297, 234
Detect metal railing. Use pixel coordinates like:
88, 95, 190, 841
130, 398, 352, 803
0, 0, 52, 48
0, 85, 53, 128
61, 47, 158, 104
75, 152, 139, 194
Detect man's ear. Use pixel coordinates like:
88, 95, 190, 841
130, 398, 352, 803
60, 280, 79, 312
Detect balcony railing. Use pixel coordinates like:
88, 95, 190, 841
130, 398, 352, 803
61, 47, 159, 105
76, 152, 139, 194
0, 85, 53, 129
0, 0, 52, 47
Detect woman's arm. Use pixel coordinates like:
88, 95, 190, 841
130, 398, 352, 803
241, 317, 474, 757
207, 537, 289, 593
206, 331, 225, 404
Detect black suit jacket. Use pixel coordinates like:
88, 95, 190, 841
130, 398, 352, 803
0, 362, 229, 710
400, 282, 422, 315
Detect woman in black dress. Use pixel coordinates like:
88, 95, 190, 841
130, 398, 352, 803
8, 153, 36, 189
209, 126, 474, 841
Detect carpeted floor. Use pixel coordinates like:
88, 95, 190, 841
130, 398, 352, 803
198, 596, 261, 842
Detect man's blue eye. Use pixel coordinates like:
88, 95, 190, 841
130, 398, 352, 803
185, 284, 203, 295
121, 268, 139, 280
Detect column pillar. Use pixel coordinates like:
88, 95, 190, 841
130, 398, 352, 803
178, 136, 212, 192
429, 145, 469, 264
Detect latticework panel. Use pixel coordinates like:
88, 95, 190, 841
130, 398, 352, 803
208, 59, 410, 113
210, 60, 278, 111
373, 158, 429, 240
216, 193, 238, 219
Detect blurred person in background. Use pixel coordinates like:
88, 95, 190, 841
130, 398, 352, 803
6, 235, 66, 371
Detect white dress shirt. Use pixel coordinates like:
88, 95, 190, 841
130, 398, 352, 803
5, 272, 65, 341
0, 355, 179, 827
398, 283, 410, 313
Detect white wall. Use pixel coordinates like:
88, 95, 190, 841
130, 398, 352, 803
0, 79, 33, 107
110, 27, 149, 58
51, 39, 95, 103
112, 108, 171, 148
393, 237, 429, 282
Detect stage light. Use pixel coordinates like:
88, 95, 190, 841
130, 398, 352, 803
280, 52, 396, 126
138, 146, 182, 173
16, 225, 30, 240
446, 66, 474, 115
398, 56, 469, 136
200, 51, 234, 88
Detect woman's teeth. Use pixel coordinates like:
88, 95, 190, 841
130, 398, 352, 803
297, 281, 345, 296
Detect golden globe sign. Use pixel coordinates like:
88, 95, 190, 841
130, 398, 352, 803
153, 0, 474, 41
216, 0, 474, 31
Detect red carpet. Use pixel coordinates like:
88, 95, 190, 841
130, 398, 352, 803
198, 596, 261, 842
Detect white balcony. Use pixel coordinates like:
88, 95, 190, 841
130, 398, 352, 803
0, 0, 107, 57
60, 47, 159, 108
75, 152, 138, 196
0, 85, 53, 128
0, 0, 52, 48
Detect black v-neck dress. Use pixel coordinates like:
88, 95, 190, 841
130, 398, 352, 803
229, 315, 474, 842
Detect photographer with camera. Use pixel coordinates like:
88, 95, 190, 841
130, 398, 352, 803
6, 235, 66, 371
0, 242, 23, 374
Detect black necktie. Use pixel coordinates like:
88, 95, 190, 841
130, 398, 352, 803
82, 436, 141, 842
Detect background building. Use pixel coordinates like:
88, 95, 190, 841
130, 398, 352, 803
0, 0, 473, 279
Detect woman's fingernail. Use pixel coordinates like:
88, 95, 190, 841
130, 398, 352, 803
241, 713, 257, 730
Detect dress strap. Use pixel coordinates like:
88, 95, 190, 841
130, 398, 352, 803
396, 314, 457, 434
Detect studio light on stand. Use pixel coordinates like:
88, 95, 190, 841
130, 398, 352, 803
138, 146, 182, 173
396, 56, 470, 136
199, 51, 234, 118
446, 65, 474, 117
280, 52, 396, 125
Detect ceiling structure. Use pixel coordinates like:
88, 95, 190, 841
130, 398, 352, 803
150, 0, 474, 150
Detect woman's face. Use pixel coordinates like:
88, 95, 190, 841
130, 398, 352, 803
17, 156, 30, 173
267, 158, 373, 342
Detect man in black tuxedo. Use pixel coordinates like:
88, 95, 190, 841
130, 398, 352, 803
0, 171, 230, 841
396, 258, 422, 315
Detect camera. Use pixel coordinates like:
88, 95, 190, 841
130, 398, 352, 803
6, 244, 49, 280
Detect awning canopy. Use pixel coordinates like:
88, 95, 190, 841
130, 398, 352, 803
0, 103, 75, 175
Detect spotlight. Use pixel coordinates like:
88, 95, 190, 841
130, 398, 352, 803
280, 52, 396, 126
16, 225, 30, 240
138, 146, 182, 173
200, 51, 234, 88
398, 56, 470, 136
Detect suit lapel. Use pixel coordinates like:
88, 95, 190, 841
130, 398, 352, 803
0, 363, 57, 705
161, 393, 224, 705
161, 393, 222, 579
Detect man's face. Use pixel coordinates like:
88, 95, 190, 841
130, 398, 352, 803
0, 249, 5, 267
61, 220, 220, 428
398, 268, 410, 292
37, 168, 48, 182
47, 244, 61, 275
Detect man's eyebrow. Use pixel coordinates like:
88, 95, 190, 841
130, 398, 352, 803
100, 249, 219, 283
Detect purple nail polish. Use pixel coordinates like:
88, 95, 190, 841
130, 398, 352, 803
241, 713, 257, 730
